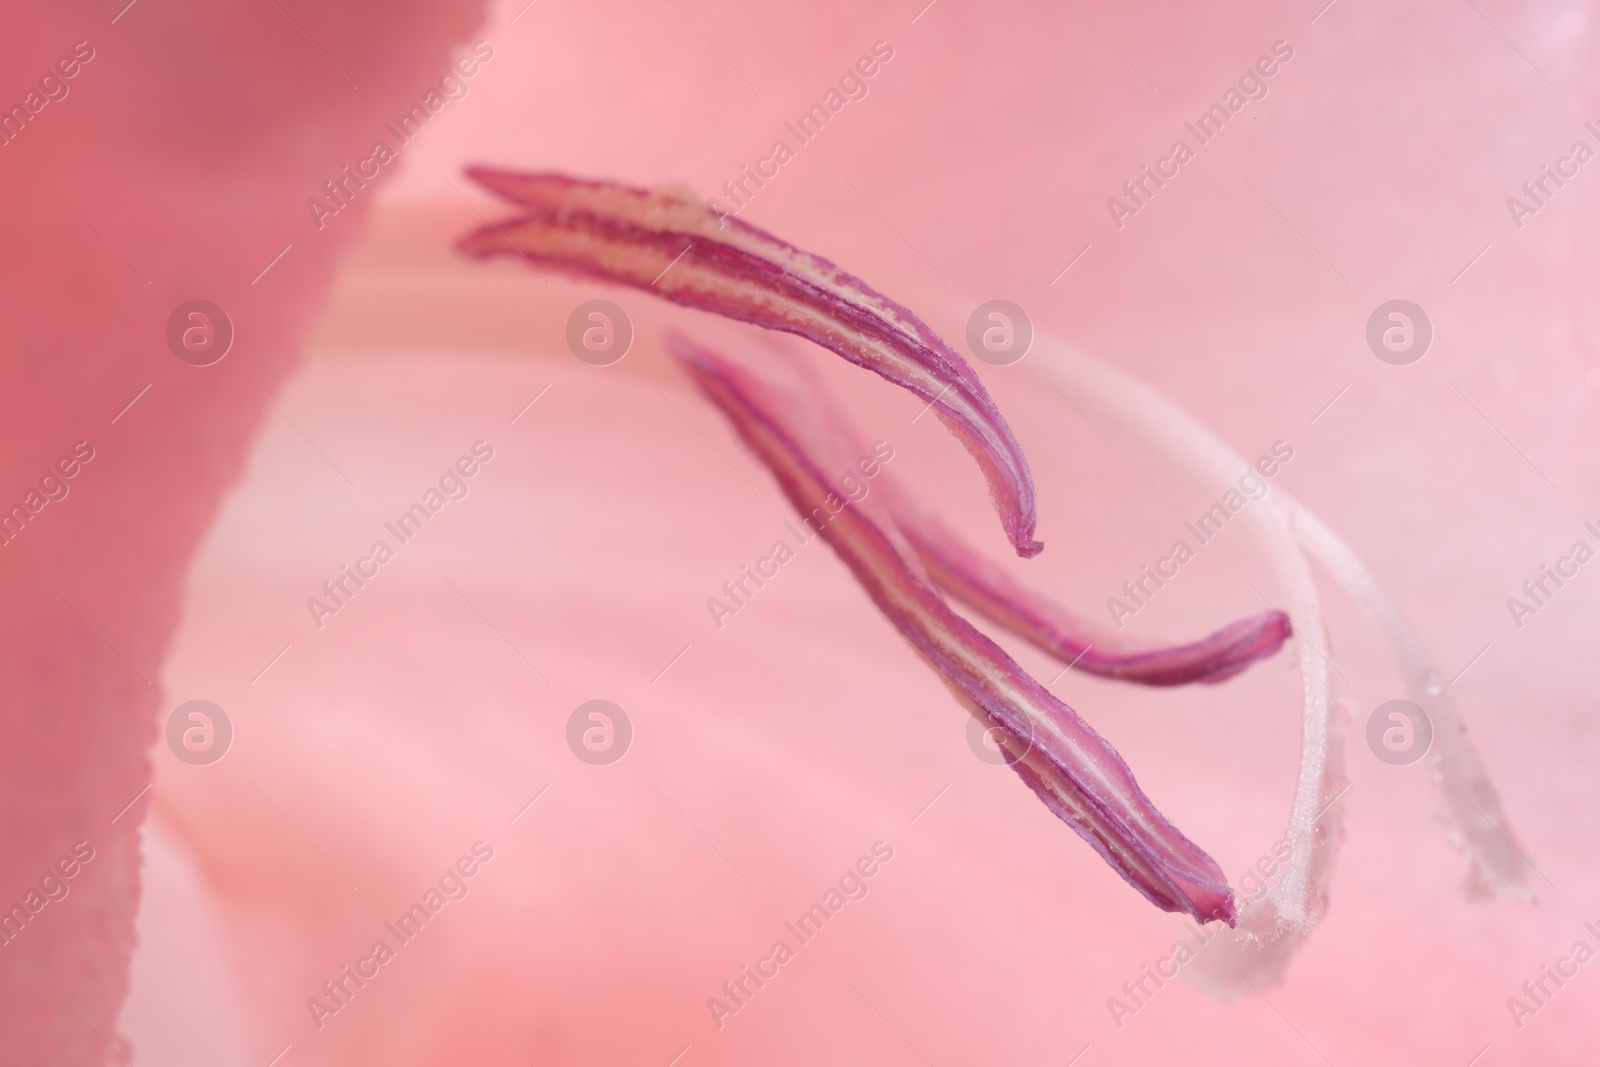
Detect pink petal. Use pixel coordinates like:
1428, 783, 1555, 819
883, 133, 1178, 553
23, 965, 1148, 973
667, 331, 1234, 925
0, 5, 488, 1060
458, 168, 1043, 557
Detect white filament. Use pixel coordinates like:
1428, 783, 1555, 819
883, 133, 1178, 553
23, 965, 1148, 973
1029, 335, 1529, 990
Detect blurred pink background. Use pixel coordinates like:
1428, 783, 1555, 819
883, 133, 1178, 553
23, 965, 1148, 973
2, 0, 1598, 1064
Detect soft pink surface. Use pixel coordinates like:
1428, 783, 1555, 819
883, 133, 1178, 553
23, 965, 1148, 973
3, 0, 1598, 1064
0, 2, 484, 1062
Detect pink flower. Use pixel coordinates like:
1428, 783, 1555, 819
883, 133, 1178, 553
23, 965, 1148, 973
2, 2, 1586, 1066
